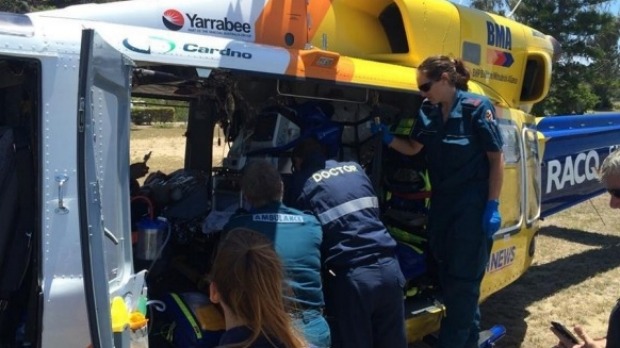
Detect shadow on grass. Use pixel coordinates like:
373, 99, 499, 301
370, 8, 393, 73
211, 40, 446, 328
480, 225, 620, 347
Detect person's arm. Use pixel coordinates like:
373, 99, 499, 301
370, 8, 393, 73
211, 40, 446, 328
130, 162, 149, 180
388, 137, 424, 156
487, 151, 504, 201
372, 122, 425, 156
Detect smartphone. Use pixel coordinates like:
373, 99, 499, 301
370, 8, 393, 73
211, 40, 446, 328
551, 321, 580, 344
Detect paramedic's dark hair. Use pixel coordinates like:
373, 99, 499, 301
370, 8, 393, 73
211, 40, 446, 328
210, 228, 305, 348
291, 137, 326, 161
241, 160, 283, 207
419, 55, 470, 91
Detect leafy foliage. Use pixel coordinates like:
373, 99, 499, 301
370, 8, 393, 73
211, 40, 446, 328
131, 107, 176, 125
0, 0, 30, 13
472, 0, 620, 114
0, 0, 116, 13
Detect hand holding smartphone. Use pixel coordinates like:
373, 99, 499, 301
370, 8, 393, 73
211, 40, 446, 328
551, 321, 580, 345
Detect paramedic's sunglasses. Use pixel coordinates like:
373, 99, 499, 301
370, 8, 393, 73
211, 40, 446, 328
419, 80, 437, 93
608, 188, 620, 199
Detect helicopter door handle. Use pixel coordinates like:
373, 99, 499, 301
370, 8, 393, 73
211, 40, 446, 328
55, 174, 69, 215
104, 227, 120, 245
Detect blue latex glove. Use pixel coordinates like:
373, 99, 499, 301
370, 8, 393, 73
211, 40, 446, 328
482, 200, 501, 237
370, 122, 394, 145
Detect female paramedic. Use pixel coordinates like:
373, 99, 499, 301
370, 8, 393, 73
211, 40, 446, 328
372, 55, 505, 348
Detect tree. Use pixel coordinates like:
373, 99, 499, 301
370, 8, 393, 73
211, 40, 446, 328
0, 0, 117, 13
470, 0, 509, 13
472, 0, 620, 114
0, 0, 30, 13
588, 14, 620, 110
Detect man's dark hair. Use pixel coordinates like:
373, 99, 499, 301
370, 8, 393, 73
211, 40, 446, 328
241, 160, 283, 207
292, 137, 326, 160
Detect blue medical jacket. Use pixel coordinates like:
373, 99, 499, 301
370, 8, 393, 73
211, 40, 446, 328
223, 202, 324, 310
295, 160, 397, 269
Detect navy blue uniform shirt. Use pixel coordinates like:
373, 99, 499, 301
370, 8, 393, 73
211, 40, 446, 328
411, 90, 504, 194
296, 160, 397, 269
223, 202, 324, 310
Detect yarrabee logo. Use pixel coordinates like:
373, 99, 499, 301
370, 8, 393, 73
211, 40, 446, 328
185, 14, 251, 34
161, 10, 252, 37
162, 9, 184, 31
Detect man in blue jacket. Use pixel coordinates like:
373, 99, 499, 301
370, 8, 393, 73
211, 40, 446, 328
287, 138, 407, 348
223, 159, 330, 348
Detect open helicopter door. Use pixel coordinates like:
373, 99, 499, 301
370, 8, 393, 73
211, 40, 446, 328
77, 29, 144, 348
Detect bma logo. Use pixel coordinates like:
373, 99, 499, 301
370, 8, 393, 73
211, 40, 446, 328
162, 9, 185, 31
487, 21, 512, 50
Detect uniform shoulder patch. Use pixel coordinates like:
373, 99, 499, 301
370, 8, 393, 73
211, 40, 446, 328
462, 97, 483, 108
485, 109, 495, 122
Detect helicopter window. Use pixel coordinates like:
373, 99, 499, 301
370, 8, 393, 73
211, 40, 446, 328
379, 3, 409, 54
523, 128, 541, 223
0, 13, 34, 37
520, 56, 545, 102
500, 124, 521, 164
462, 42, 481, 65
499, 123, 523, 231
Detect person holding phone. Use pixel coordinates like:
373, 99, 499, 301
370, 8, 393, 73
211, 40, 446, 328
551, 148, 620, 348
551, 322, 609, 348
551, 321, 581, 346
129, 151, 151, 196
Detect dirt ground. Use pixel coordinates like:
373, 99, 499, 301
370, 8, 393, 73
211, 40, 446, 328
131, 125, 620, 348
480, 195, 620, 348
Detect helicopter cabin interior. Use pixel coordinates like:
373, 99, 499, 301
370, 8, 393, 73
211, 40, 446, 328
0, 52, 537, 346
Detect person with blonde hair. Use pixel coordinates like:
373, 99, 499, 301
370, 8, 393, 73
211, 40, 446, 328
209, 227, 307, 348
223, 160, 330, 347
551, 148, 620, 348
372, 55, 505, 347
